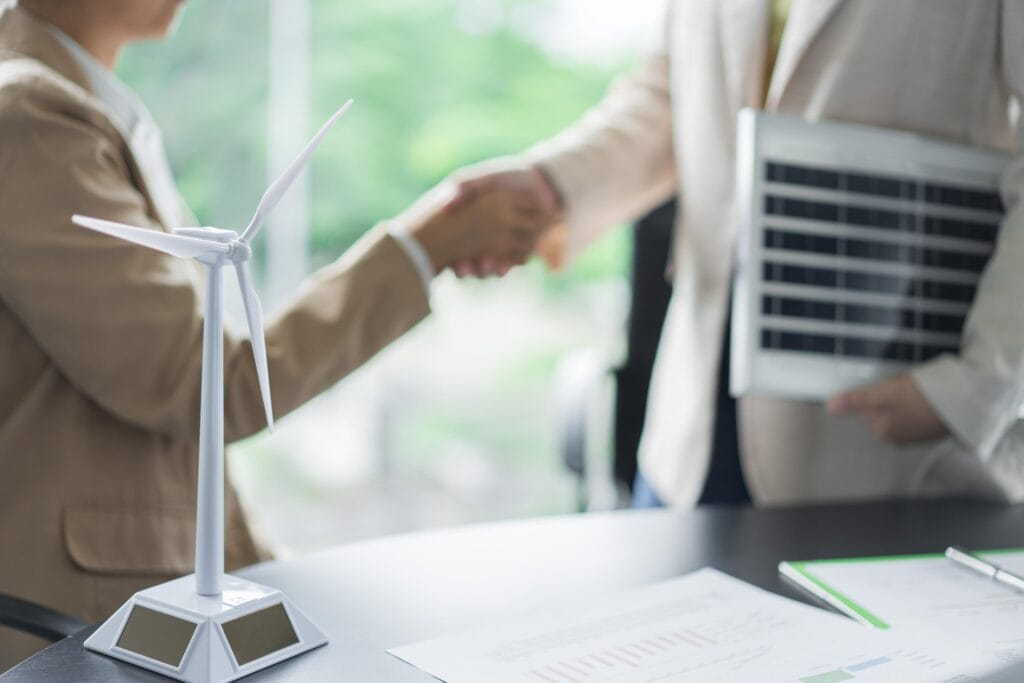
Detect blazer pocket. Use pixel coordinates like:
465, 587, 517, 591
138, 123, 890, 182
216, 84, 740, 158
63, 503, 195, 575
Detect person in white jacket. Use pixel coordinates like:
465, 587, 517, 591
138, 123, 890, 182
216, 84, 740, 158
449, 0, 1024, 507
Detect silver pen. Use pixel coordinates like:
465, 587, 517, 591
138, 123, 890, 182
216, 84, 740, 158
945, 546, 1024, 593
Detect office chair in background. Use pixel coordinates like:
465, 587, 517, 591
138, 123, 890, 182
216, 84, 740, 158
0, 590, 86, 671
0, 592, 85, 644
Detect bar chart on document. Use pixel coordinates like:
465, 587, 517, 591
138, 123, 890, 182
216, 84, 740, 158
390, 569, 996, 682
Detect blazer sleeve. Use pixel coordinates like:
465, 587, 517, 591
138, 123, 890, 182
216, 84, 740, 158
911, 2, 1024, 460
521, 7, 677, 264
0, 77, 429, 443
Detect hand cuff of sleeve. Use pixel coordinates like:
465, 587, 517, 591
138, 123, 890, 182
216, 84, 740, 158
911, 354, 1022, 460
385, 220, 435, 296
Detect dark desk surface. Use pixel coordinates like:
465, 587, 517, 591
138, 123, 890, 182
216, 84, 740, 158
5, 500, 1024, 681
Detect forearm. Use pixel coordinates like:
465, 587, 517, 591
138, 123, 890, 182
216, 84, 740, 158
908, 2, 1024, 459
522, 52, 677, 263
911, 215, 1024, 458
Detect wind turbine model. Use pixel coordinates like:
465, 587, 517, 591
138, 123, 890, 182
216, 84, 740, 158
74, 99, 354, 682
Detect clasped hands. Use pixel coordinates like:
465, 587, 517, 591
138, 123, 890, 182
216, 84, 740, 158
402, 160, 563, 277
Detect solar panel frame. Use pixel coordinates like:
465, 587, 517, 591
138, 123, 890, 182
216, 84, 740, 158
730, 110, 1009, 400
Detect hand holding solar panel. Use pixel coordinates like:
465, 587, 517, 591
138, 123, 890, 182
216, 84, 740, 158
826, 373, 951, 445
730, 110, 1008, 401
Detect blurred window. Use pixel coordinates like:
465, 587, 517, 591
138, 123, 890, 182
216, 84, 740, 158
119, 0, 663, 552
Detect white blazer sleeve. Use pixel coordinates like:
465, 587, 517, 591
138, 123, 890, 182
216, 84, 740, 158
522, 5, 677, 264
912, 2, 1024, 460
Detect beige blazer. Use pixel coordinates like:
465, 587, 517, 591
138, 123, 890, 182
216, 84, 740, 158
528, 0, 1024, 505
0, 1, 429, 640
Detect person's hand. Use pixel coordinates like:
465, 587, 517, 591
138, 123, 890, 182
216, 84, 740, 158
403, 186, 548, 273
826, 374, 950, 445
444, 159, 564, 277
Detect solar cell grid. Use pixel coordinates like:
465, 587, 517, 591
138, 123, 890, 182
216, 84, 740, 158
761, 261, 979, 303
921, 215, 998, 243
734, 111, 1007, 398
761, 295, 966, 333
760, 328, 958, 363
764, 161, 1002, 212
763, 228, 991, 273
763, 195, 998, 244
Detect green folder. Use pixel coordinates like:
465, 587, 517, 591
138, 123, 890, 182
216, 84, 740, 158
779, 548, 1024, 630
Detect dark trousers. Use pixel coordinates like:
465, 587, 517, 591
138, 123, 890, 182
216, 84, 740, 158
632, 310, 751, 507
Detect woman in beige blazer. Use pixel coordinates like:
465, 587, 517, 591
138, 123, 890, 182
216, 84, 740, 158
0, 0, 542, 665
453, 1, 1024, 507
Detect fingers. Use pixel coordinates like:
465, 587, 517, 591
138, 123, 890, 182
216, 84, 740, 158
828, 383, 897, 443
444, 163, 537, 215
444, 176, 497, 214
825, 375, 948, 445
453, 213, 544, 277
862, 412, 895, 442
455, 225, 540, 277
536, 226, 566, 271
827, 380, 893, 416
476, 257, 497, 277
826, 388, 869, 415
445, 162, 562, 218
490, 221, 545, 267
455, 257, 513, 279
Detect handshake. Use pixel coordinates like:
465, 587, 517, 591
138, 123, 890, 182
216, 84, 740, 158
400, 160, 565, 278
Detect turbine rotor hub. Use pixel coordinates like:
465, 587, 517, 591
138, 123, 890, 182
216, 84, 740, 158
172, 227, 251, 262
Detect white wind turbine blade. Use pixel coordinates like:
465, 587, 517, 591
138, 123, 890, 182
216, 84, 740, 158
239, 98, 354, 244
234, 261, 274, 431
73, 215, 229, 258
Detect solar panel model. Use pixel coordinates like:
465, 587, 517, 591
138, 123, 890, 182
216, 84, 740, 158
730, 110, 1009, 400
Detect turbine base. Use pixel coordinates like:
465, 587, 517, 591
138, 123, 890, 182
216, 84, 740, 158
84, 574, 327, 682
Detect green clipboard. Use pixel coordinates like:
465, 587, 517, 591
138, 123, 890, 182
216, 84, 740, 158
779, 548, 1024, 630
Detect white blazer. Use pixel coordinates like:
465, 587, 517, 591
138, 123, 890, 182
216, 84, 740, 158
527, 0, 1024, 506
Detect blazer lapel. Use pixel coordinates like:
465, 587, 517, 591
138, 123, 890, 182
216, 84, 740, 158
765, 0, 845, 109
0, 5, 184, 230
718, 0, 770, 112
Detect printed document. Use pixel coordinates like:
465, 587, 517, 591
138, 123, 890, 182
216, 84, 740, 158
389, 568, 1014, 682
